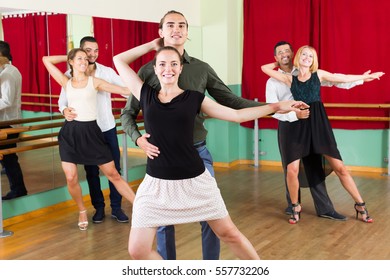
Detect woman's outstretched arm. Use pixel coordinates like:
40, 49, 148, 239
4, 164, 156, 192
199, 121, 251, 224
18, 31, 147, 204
318, 69, 385, 84
201, 96, 308, 123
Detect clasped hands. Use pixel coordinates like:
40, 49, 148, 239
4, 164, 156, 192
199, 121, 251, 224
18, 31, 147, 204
277, 100, 310, 115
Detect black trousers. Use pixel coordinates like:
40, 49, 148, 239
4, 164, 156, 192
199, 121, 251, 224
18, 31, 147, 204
1, 126, 27, 196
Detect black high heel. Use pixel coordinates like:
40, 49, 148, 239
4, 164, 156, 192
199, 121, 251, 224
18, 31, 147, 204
354, 202, 373, 223
289, 203, 301, 224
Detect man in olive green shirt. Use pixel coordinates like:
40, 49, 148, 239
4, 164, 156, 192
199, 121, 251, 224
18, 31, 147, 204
120, 10, 260, 260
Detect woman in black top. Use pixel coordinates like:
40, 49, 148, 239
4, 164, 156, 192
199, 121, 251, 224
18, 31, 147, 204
114, 38, 306, 260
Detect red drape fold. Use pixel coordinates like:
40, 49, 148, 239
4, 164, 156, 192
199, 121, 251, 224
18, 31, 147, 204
93, 17, 159, 109
2, 13, 67, 113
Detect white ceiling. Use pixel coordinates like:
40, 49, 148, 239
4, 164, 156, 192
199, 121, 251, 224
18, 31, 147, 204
0, 7, 20, 13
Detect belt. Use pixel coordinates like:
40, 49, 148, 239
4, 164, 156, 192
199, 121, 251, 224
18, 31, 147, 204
193, 140, 206, 149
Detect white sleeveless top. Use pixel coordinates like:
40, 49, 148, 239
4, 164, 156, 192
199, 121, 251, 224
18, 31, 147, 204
66, 76, 97, 121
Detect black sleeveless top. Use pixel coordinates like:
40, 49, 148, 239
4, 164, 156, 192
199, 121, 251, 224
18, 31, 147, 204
139, 83, 206, 180
291, 72, 321, 104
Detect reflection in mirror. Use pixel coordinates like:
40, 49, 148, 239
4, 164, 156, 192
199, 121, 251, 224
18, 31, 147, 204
0, 9, 65, 197
0, 9, 148, 197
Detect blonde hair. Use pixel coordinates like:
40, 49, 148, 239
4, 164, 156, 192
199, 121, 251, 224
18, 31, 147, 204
293, 45, 319, 72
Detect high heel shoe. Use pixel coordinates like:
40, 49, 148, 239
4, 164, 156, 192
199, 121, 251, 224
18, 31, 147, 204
354, 202, 373, 223
78, 210, 89, 230
289, 203, 301, 224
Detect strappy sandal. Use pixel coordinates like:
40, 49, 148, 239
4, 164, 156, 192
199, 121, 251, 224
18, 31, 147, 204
78, 210, 89, 230
289, 203, 301, 224
354, 202, 373, 223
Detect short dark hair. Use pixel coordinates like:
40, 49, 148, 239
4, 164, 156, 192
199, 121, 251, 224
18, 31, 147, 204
0, 40, 12, 61
273, 41, 293, 55
79, 36, 97, 48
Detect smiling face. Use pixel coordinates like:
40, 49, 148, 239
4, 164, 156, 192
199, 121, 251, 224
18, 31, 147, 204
81, 41, 99, 65
68, 49, 88, 75
293, 45, 319, 72
274, 44, 293, 67
158, 12, 188, 49
299, 47, 314, 67
153, 48, 183, 86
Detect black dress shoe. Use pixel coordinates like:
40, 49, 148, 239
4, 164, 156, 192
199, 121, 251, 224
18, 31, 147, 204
92, 208, 105, 223
111, 209, 129, 223
2, 191, 27, 200
319, 211, 347, 221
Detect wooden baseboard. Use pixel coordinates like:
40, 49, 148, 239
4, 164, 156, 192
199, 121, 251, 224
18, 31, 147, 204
214, 159, 387, 174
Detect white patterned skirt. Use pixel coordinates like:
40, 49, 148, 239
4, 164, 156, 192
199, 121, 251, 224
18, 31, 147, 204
131, 169, 229, 228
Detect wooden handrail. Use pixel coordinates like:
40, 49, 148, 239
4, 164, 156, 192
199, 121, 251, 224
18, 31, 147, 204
0, 122, 65, 140
22, 102, 58, 107
0, 101, 388, 160
0, 141, 59, 160
324, 103, 390, 109
0, 132, 59, 146
0, 115, 64, 126
22, 93, 60, 98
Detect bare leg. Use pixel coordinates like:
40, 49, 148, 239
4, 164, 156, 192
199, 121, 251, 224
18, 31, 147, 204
286, 159, 302, 222
207, 216, 260, 260
99, 161, 135, 204
324, 155, 372, 222
324, 156, 363, 201
61, 161, 87, 226
128, 227, 163, 260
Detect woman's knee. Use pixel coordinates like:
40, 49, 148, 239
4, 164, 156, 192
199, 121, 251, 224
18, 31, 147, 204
333, 163, 348, 177
286, 163, 299, 177
102, 166, 121, 181
65, 173, 78, 185
217, 227, 242, 244
128, 244, 142, 259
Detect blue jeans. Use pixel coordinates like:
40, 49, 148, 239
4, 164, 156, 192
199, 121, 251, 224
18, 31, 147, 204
156, 142, 221, 260
84, 127, 122, 211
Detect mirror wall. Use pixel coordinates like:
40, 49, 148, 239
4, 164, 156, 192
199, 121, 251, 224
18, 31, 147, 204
0, 10, 140, 197
0, 7, 202, 197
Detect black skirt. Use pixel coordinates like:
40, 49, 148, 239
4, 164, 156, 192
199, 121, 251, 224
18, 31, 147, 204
278, 101, 341, 187
58, 120, 113, 165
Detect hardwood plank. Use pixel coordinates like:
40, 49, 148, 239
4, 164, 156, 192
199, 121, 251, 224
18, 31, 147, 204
1, 164, 389, 260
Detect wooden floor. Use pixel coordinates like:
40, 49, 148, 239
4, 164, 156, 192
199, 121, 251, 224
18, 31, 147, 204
1, 164, 390, 260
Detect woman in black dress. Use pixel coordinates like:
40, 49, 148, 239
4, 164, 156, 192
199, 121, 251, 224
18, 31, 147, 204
262, 45, 384, 224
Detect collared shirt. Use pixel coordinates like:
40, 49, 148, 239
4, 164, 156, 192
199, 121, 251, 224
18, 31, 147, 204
58, 62, 124, 132
0, 63, 22, 126
121, 50, 260, 143
265, 67, 363, 122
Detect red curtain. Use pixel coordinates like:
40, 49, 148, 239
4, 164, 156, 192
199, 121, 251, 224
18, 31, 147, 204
242, 0, 390, 129
93, 17, 159, 109
2, 13, 67, 113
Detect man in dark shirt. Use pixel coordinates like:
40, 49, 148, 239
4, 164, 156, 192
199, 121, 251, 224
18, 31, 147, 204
121, 10, 260, 260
